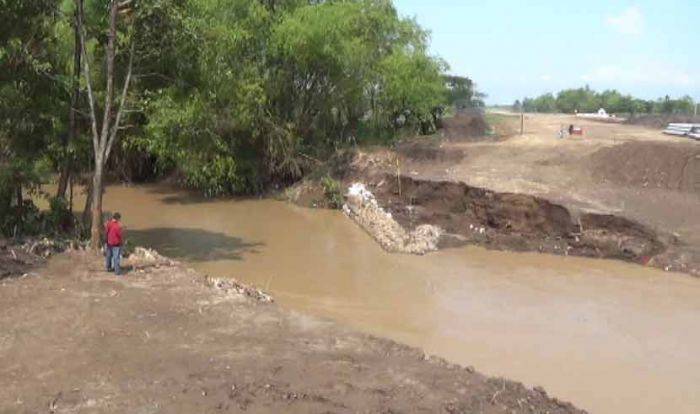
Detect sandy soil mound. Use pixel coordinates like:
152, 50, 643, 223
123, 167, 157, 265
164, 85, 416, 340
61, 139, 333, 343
396, 139, 465, 163
0, 251, 583, 413
589, 141, 700, 194
371, 175, 665, 263
442, 112, 489, 141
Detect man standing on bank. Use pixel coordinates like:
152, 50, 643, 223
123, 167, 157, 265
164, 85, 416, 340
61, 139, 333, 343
105, 212, 124, 276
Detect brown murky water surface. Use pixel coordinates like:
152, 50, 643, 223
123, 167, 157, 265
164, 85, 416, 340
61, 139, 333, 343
74, 184, 700, 414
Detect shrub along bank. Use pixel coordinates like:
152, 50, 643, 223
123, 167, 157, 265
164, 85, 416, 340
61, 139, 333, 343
2, 0, 485, 237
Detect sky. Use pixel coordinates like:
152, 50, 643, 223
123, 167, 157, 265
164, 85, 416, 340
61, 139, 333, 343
393, 0, 700, 104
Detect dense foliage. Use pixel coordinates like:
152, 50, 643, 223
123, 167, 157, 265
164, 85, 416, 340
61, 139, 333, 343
515, 86, 696, 116
132, 0, 451, 195
0, 0, 66, 236
1, 0, 461, 236
444, 75, 485, 110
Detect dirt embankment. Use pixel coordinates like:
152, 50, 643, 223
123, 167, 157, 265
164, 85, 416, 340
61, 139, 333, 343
441, 111, 490, 141
289, 142, 700, 276
0, 250, 584, 414
589, 141, 700, 194
372, 175, 666, 263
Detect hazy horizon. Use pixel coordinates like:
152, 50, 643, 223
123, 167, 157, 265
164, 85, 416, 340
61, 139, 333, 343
394, 0, 700, 105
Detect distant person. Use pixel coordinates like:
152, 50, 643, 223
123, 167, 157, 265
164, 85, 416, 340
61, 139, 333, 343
105, 212, 124, 276
568, 124, 574, 135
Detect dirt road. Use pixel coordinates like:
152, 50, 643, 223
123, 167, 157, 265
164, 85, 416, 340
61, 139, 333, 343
0, 251, 582, 414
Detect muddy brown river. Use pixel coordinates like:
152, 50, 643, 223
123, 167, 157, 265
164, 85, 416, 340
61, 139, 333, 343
73, 184, 700, 413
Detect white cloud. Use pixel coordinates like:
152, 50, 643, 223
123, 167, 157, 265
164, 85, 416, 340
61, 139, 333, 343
606, 6, 644, 35
539, 74, 552, 81
581, 64, 696, 87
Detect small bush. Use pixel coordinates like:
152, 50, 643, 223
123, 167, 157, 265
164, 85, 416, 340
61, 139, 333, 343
321, 175, 344, 209
44, 197, 74, 235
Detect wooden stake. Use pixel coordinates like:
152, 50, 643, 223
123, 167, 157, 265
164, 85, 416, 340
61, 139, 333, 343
396, 156, 402, 198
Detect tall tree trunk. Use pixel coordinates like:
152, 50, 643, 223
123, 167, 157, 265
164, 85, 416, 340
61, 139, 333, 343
14, 183, 22, 238
90, 158, 104, 246
88, 1, 118, 249
69, 177, 74, 214
77, 0, 134, 249
81, 181, 92, 228
57, 6, 82, 199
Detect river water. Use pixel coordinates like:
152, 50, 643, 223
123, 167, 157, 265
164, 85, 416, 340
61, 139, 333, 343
86, 184, 700, 413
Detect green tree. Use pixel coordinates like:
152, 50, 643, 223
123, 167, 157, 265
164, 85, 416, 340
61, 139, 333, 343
445, 75, 485, 110
1, 0, 457, 216
138, 0, 449, 195
0, 0, 64, 236
555, 86, 597, 113
76, 0, 138, 247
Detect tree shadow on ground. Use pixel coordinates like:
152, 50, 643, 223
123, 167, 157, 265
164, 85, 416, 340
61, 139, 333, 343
127, 227, 264, 262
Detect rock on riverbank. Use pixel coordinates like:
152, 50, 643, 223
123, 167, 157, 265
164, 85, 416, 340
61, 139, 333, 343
343, 183, 442, 255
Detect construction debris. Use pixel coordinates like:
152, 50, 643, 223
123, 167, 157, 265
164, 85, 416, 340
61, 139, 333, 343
128, 247, 177, 269
663, 123, 700, 140
343, 183, 442, 255
203, 275, 273, 303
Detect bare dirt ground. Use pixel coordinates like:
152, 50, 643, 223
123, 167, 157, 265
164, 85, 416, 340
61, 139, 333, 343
396, 113, 700, 272
426, 113, 699, 242
0, 250, 583, 414
289, 112, 699, 275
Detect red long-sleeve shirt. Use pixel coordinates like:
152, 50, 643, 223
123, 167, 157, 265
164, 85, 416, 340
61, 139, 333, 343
105, 219, 123, 247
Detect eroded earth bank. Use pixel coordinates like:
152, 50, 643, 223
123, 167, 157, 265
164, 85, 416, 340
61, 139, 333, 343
290, 112, 700, 276
0, 249, 582, 414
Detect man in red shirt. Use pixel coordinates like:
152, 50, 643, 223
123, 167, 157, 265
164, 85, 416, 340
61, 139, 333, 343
104, 212, 124, 276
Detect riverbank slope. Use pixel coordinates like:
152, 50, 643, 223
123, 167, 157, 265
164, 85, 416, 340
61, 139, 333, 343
288, 112, 700, 276
0, 251, 582, 413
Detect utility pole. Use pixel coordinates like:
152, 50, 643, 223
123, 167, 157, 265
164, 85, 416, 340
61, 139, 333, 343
520, 98, 524, 135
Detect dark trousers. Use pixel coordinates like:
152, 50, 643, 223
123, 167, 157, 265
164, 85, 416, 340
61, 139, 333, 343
105, 245, 122, 275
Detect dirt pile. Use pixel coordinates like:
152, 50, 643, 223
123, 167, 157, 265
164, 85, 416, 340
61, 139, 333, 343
368, 175, 665, 263
396, 139, 465, 163
589, 141, 700, 194
442, 111, 489, 141
0, 251, 584, 413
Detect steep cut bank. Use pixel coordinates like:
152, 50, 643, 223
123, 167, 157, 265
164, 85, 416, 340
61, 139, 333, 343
289, 148, 698, 276
0, 250, 583, 414
377, 175, 665, 262
376, 174, 697, 276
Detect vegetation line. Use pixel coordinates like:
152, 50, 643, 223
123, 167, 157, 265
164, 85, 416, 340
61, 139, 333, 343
1, 0, 483, 245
